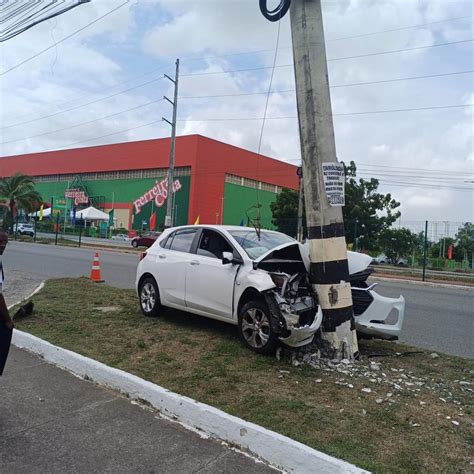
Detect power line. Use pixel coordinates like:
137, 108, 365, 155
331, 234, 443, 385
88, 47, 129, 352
0, 99, 164, 145
178, 70, 473, 99
178, 14, 474, 63
179, 39, 473, 78
0, 76, 165, 130
176, 104, 472, 121
0, 0, 130, 76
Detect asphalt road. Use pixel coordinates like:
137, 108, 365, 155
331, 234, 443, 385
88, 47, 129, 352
4, 241, 473, 358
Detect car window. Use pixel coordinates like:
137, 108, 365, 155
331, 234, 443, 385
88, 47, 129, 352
229, 230, 294, 259
169, 229, 197, 253
160, 232, 173, 249
197, 229, 233, 259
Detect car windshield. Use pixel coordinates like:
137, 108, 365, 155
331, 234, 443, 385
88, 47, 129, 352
229, 230, 295, 260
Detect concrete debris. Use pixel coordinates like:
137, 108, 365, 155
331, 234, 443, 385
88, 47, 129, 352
348, 384, 354, 389
409, 422, 420, 427
459, 381, 471, 386
451, 420, 460, 426
376, 398, 384, 404
387, 392, 393, 398
315, 379, 322, 383
430, 353, 440, 359
362, 409, 367, 416
361, 388, 372, 394
419, 401, 426, 406
341, 358, 351, 365
370, 362, 381, 371
275, 347, 282, 361
279, 370, 290, 374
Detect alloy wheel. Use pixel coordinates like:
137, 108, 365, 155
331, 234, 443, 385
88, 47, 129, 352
241, 307, 271, 349
141, 282, 156, 313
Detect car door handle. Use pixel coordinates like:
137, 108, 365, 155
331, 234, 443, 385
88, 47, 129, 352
158, 254, 167, 259
190, 260, 200, 266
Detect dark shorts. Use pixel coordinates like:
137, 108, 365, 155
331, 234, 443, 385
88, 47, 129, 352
0, 323, 13, 376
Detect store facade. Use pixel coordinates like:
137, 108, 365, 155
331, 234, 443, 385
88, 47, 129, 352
1, 135, 298, 231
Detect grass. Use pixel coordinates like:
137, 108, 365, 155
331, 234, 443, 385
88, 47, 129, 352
13, 278, 474, 472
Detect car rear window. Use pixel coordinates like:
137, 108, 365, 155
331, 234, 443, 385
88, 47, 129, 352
169, 229, 197, 253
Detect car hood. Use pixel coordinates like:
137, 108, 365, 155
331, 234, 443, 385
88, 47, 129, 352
254, 241, 372, 275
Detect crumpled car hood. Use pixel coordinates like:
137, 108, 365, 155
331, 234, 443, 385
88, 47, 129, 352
254, 241, 372, 276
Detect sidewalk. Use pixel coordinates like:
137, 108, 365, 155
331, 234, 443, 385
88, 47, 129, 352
0, 347, 275, 473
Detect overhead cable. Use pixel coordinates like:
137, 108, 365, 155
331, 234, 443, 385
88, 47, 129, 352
0, 0, 130, 76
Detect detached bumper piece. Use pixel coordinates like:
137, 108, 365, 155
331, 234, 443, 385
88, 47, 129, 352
352, 285, 405, 340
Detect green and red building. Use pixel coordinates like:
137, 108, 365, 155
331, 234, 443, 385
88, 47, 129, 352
0, 134, 299, 231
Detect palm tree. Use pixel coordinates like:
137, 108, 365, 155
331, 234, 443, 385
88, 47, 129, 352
0, 173, 42, 231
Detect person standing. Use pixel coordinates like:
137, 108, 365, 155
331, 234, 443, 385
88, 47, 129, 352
0, 230, 14, 376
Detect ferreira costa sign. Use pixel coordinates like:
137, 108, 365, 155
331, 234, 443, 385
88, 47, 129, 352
133, 177, 182, 214
65, 188, 89, 206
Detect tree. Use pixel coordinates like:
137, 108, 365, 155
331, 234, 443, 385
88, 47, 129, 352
270, 188, 301, 238
0, 173, 42, 231
377, 227, 420, 264
343, 161, 401, 250
455, 222, 474, 263
270, 162, 401, 250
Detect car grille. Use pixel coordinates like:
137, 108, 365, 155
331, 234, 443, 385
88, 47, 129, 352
352, 289, 373, 316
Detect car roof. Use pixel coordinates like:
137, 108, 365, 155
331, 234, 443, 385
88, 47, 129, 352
167, 225, 283, 233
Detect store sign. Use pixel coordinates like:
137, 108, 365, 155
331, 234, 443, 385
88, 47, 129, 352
133, 177, 182, 214
322, 162, 345, 206
65, 188, 89, 206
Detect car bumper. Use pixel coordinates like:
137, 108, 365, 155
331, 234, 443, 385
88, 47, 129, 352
355, 289, 405, 340
279, 306, 323, 347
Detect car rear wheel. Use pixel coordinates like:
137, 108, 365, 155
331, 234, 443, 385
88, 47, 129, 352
132, 240, 139, 248
238, 300, 277, 355
139, 277, 161, 317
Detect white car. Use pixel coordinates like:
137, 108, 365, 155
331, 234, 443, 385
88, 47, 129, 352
136, 226, 405, 353
111, 233, 130, 241
14, 223, 34, 236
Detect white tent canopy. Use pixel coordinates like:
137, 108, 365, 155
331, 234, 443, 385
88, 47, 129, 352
29, 207, 52, 218
75, 206, 109, 221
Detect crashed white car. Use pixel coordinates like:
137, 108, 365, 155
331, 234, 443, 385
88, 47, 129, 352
136, 226, 404, 354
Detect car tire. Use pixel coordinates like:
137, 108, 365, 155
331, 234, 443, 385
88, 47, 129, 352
132, 240, 139, 248
139, 277, 162, 317
238, 300, 278, 355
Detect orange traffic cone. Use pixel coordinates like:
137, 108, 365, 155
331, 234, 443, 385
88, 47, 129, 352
89, 252, 104, 283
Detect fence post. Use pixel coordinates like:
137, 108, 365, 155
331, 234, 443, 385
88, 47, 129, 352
78, 218, 83, 248
34, 220, 37, 243
422, 220, 428, 282
14, 213, 18, 240
55, 213, 59, 246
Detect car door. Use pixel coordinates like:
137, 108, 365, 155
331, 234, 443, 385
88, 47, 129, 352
154, 228, 198, 308
185, 228, 240, 319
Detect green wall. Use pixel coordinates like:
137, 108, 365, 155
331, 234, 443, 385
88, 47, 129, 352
223, 183, 277, 229
35, 176, 190, 229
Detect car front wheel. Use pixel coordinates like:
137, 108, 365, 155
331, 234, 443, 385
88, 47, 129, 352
132, 240, 139, 248
139, 277, 161, 317
238, 300, 277, 355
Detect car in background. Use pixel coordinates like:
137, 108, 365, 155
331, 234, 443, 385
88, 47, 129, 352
135, 226, 405, 354
111, 233, 131, 242
371, 255, 388, 265
131, 231, 161, 248
13, 223, 34, 236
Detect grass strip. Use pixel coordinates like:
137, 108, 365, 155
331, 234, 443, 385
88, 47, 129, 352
13, 278, 474, 472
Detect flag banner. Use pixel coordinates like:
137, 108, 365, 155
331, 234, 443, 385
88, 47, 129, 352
39, 204, 44, 221
194, 216, 200, 225
108, 209, 114, 227
149, 212, 156, 231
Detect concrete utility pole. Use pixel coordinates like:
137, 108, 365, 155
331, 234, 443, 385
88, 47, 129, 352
290, 0, 358, 360
163, 58, 180, 228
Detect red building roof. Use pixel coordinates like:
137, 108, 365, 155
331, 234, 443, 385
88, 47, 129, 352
0, 134, 299, 224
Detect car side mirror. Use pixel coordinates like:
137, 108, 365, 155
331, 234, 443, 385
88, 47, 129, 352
222, 251, 242, 265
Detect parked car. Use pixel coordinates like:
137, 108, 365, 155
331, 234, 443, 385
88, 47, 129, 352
371, 254, 388, 265
13, 223, 34, 236
136, 226, 405, 354
111, 233, 130, 242
131, 231, 161, 248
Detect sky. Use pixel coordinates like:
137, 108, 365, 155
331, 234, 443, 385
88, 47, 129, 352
0, 0, 472, 223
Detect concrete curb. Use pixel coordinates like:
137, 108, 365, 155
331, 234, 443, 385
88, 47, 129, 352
12, 330, 366, 474
371, 275, 473, 290
7, 281, 45, 310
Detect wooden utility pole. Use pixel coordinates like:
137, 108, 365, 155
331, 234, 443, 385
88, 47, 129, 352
163, 58, 180, 228
290, 0, 358, 360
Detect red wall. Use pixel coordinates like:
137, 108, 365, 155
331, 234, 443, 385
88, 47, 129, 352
0, 134, 298, 225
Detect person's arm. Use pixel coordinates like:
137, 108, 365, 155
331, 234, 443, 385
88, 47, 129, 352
0, 294, 13, 330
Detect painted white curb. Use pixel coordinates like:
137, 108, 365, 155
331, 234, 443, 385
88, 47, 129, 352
372, 275, 473, 290
12, 330, 366, 474
7, 281, 45, 310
